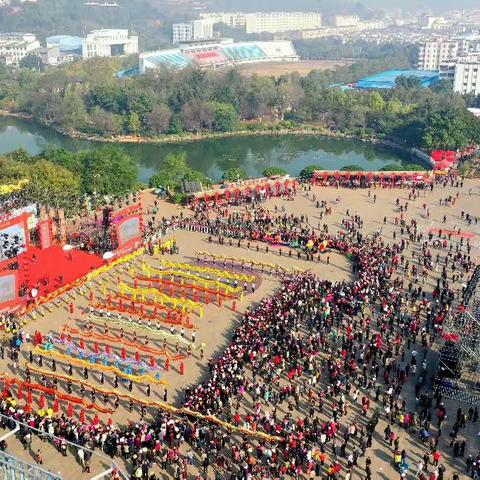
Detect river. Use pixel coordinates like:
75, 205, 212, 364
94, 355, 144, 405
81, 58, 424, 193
0, 117, 419, 182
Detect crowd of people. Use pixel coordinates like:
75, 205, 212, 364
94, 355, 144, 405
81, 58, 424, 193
0, 176, 478, 480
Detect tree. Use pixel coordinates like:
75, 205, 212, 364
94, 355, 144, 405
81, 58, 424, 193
41, 147, 82, 173
341, 164, 364, 171
55, 87, 89, 132
90, 107, 122, 136
416, 104, 480, 150
144, 104, 172, 135
149, 153, 189, 191
86, 85, 127, 114
222, 167, 247, 182
395, 75, 423, 90
262, 166, 287, 177
80, 146, 137, 195
210, 102, 239, 132
20, 53, 43, 71
128, 112, 142, 136
183, 168, 211, 187
403, 164, 425, 171
275, 77, 304, 119
24, 159, 81, 210
8, 149, 33, 164
380, 163, 402, 171
168, 116, 184, 135
299, 164, 324, 180
149, 152, 209, 192
180, 100, 213, 132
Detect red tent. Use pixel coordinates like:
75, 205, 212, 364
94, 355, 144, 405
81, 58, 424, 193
435, 160, 452, 170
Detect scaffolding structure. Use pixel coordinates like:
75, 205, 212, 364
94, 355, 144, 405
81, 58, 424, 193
434, 266, 480, 404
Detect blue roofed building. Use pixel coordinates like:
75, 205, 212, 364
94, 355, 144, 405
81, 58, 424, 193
355, 69, 440, 89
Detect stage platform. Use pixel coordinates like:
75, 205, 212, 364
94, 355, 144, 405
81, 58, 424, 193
12, 246, 104, 301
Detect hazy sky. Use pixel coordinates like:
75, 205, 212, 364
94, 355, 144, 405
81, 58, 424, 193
364, 0, 478, 8
213, 0, 480, 12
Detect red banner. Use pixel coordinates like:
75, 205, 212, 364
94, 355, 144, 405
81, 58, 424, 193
38, 219, 53, 250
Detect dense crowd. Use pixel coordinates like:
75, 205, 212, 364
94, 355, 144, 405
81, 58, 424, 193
0, 179, 478, 480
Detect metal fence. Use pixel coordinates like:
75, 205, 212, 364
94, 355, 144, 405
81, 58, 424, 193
0, 450, 63, 480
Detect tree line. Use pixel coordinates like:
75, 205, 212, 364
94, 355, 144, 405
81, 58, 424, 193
0, 146, 139, 213
0, 53, 479, 151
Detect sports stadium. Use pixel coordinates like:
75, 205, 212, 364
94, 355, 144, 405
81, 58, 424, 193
138, 39, 299, 73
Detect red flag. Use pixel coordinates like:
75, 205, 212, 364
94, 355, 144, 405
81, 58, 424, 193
79, 410, 85, 423
17, 384, 23, 400
149, 356, 155, 367
94, 342, 99, 354
79, 339, 85, 350
92, 414, 99, 426
27, 390, 33, 404
179, 362, 184, 375
38, 394, 45, 409
67, 403, 74, 417
121, 347, 127, 360
135, 351, 140, 362
53, 400, 59, 413
165, 358, 170, 371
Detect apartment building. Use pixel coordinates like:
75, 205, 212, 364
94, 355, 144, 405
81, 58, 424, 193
0, 32, 40, 66
82, 29, 138, 59
172, 19, 213, 44
418, 37, 480, 71
452, 56, 480, 95
419, 15, 449, 30
199, 12, 246, 29
331, 15, 360, 28
244, 12, 322, 34
417, 40, 460, 70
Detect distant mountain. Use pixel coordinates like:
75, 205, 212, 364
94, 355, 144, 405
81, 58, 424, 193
0, 0, 175, 49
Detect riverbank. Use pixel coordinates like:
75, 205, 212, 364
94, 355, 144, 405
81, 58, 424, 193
0, 110, 354, 145
0, 109, 428, 167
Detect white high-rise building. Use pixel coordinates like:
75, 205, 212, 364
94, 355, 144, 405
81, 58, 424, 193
172, 23, 193, 44
245, 12, 322, 34
82, 29, 138, 59
331, 15, 360, 28
452, 56, 480, 95
417, 40, 460, 71
199, 12, 246, 29
172, 19, 213, 44
0, 33, 40, 65
418, 37, 480, 71
419, 15, 448, 30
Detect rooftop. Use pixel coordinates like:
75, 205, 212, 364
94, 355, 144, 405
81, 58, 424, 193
356, 69, 440, 89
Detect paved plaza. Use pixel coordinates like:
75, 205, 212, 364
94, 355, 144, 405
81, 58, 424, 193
1, 178, 479, 479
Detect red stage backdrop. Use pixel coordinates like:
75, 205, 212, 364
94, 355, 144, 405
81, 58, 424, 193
0, 270, 18, 310
110, 204, 143, 256
116, 215, 142, 249
38, 220, 53, 250
0, 212, 30, 261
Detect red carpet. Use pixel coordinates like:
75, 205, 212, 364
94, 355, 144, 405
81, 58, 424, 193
15, 246, 104, 299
